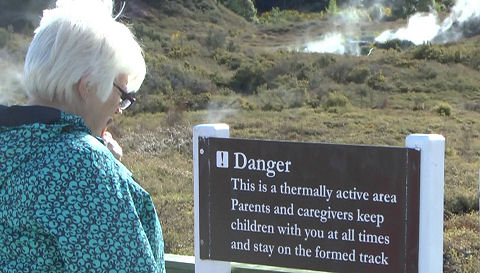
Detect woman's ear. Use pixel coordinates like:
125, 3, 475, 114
76, 75, 90, 102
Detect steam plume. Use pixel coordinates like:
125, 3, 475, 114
376, 0, 480, 45
299, 0, 480, 55
204, 98, 239, 124
0, 49, 27, 105
305, 32, 361, 55
301, 3, 380, 55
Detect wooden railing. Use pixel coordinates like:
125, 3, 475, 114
165, 254, 326, 273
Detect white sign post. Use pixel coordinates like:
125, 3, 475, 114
406, 134, 445, 273
193, 124, 231, 273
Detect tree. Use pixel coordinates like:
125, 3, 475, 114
218, 0, 257, 22
326, 0, 338, 14
391, 0, 436, 18
253, 0, 329, 13
417, 0, 436, 11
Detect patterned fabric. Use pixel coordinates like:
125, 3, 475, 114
0, 105, 165, 272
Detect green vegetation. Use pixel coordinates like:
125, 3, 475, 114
434, 102, 453, 116
3, 0, 479, 271
217, 0, 257, 22
257, 7, 326, 25
115, 105, 480, 272
326, 0, 338, 14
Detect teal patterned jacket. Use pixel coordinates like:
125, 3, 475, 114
0, 105, 165, 272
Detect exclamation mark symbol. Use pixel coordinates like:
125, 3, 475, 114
216, 151, 229, 168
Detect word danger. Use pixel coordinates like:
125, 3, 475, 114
233, 152, 292, 178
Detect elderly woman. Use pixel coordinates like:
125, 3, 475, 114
0, 0, 165, 272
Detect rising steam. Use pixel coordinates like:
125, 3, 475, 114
376, 0, 480, 45
375, 13, 439, 45
305, 32, 362, 56
300, 0, 480, 55
305, 33, 346, 54
301, 3, 383, 55
0, 49, 27, 105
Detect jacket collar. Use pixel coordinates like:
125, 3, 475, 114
0, 105, 61, 127
0, 105, 91, 134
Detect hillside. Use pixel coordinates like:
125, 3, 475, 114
112, 0, 480, 115
0, 0, 479, 272
121, 1, 480, 272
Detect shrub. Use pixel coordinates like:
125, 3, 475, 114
464, 100, 480, 112
229, 62, 266, 94
376, 94, 390, 109
0, 27, 8, 48
278, 9, 303, 22
314, 54, 336, 68
434, 102, 452, 116
412, 93, 428, 111
256, 75, 308, 111
347, 66, 370, 83
306, 97, 322, 108
205, 29, 226, 51
209, 72, 229, 88
326, 61, 352, 83
367, 71, 387, 90
445, 191, 479, 214
417, 0, 436, 12
263, 55, 314, 82
257, 7, 282, 24
374, 39, 415, 51
172, 89, 211, 111
444, 221, 480, 273
391, 1, 416, 18
324, 92, 350, 108
131, 94, 171, 114
418, 63, 439, 80
326, 0, 338, 14
158, 62, 215, 95
133, 22, 166, 42
413, 44, 445, 61
226, 40, 238, 52
257, 88, 285, 111
257, 7, 325, 24
368, 5, 392, 21
213, 50, 242, 70
167, 45, 197, 58
382, 50, 417, 67
236, 97, 256, 111
357, 87, 371, 108
218, 0, 257, 22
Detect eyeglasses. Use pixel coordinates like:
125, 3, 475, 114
113, 82, 136, 110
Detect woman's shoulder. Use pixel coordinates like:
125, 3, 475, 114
48, 131, 110, 159
40, 131, 128, 178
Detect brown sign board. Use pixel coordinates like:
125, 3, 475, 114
198, 137, 420, 273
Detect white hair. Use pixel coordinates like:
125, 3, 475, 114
24, 0, 146, 103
